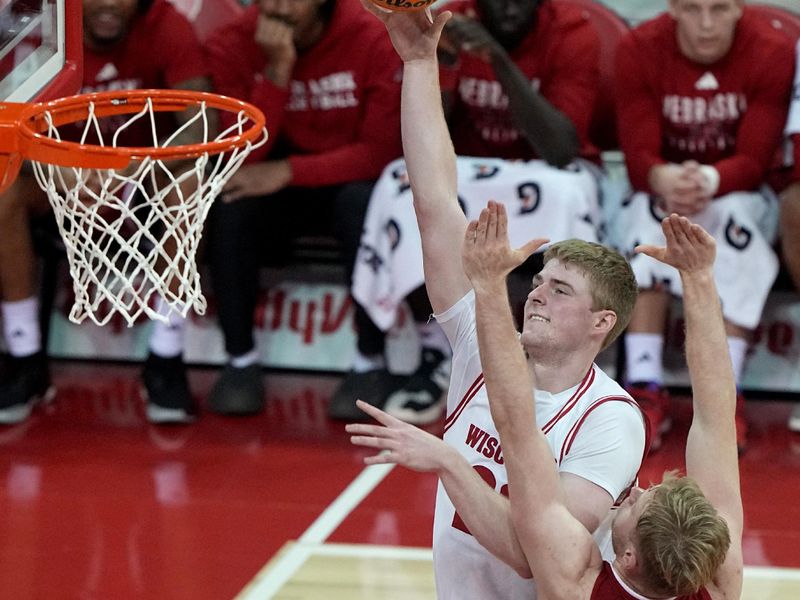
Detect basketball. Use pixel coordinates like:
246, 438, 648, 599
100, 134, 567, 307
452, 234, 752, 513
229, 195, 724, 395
368, 0, 437, 12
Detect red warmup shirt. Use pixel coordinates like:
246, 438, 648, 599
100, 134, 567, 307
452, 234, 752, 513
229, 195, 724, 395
440, 0, 600, 161
80, 0, 208, 145
205, 1, 402, 188
615, 9, 795, 197
591, 562, 711, 599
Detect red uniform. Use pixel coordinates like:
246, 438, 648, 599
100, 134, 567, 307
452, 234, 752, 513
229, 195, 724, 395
615, 9, 795, 197
591, 562, 711, 599
80, 0, 208, 144
440, 0, 600, 161
205, 1, 402, 187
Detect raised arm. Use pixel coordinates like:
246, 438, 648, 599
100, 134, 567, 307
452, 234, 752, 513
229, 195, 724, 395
361, 1, 471, 314
462, 202, 600, 599
636, 215, 743, 597
346, 400, 533, 577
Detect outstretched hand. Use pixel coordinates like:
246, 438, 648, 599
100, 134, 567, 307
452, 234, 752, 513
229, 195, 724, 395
635, 214, 716, 275
346, 400, 452, 472
360, 0, 451, 62
462, 201, 548, 288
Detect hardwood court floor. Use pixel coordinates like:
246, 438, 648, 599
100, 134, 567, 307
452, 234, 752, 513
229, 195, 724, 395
0, 361, 798, 599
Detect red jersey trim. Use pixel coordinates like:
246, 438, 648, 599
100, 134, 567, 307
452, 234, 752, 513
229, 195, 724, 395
443, 373, 485, 433
558, 395, 641, 464
541, 367, 595, 434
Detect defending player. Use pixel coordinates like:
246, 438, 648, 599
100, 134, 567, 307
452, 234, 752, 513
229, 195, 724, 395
461, 206, 741, 599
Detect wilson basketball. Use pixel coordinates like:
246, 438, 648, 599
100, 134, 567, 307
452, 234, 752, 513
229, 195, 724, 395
369, 0, 436, 12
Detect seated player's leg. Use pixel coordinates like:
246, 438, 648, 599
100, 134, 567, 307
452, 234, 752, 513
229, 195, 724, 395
141, 162, 202, 424
206, 193, 269, 416
624, 288, 673, 451
329, 180, 409, 420
0, 171, 56, 424
781, 183, 800, 432
382, 284, 451, 426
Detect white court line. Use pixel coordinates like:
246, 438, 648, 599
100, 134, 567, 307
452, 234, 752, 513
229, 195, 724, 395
744, 566, 800, 581
313, 545, 800, 581
313, 543, 433, 561
236, 463, 395, 599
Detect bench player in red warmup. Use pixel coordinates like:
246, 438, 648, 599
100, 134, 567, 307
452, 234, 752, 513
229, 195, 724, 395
614, 0, 795, 453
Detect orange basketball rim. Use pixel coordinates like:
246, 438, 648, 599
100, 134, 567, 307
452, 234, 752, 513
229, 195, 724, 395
0, 88, 267, 194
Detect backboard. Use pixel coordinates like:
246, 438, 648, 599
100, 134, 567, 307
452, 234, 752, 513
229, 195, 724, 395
0, 0, 81, 103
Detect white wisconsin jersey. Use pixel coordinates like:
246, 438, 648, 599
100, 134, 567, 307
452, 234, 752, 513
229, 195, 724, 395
432, 291, 647, 600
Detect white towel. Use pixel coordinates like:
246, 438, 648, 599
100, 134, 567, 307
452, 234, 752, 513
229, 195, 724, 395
352, 156, 601, 331
613, 189, 780, 330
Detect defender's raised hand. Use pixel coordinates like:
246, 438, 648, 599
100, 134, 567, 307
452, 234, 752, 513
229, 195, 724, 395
635, 213, 716, 276
461, 201, 547, 289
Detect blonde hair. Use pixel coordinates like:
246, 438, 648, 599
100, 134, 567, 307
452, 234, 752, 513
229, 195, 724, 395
636, 473, 731, 596
543, 240, 637, 350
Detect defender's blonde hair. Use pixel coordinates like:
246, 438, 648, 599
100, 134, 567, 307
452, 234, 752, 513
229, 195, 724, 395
636, 473, 731, 596
543, 240, 637, 350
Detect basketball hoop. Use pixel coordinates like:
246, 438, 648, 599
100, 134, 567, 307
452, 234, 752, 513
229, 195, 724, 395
0, 89, 268, 327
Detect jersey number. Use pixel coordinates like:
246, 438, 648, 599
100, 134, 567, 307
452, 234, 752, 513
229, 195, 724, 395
451, 465, 508, 535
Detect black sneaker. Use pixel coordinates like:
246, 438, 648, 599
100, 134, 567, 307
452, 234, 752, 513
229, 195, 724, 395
328, 368, 407, 421
208, 364, 265, 416
383, 349, 450, 425
0, 351, 55, 425
141, 354, 196, 424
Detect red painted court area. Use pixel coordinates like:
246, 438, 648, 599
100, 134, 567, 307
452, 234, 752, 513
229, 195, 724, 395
0, 362, 798, 599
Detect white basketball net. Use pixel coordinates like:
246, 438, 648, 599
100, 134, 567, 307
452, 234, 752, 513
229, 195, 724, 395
29, 97, 267, 326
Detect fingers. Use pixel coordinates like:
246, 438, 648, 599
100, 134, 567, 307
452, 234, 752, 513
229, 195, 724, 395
486, 199, 499, 239
345, 422, 390, 436
634, 244, 666, 261
431, 10, 452, 34
478, 200, 506, 241
465, 219, 478, 244
474, 204, 490, 242
661, 214, 679, 249
662, 214, 692, 247
689, 221, 715, 249
671, 217, 693, 250
518, 237, 549, 260
349, 434, 393, 450
354, 399, 400, 426
364, 452, 396, 466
